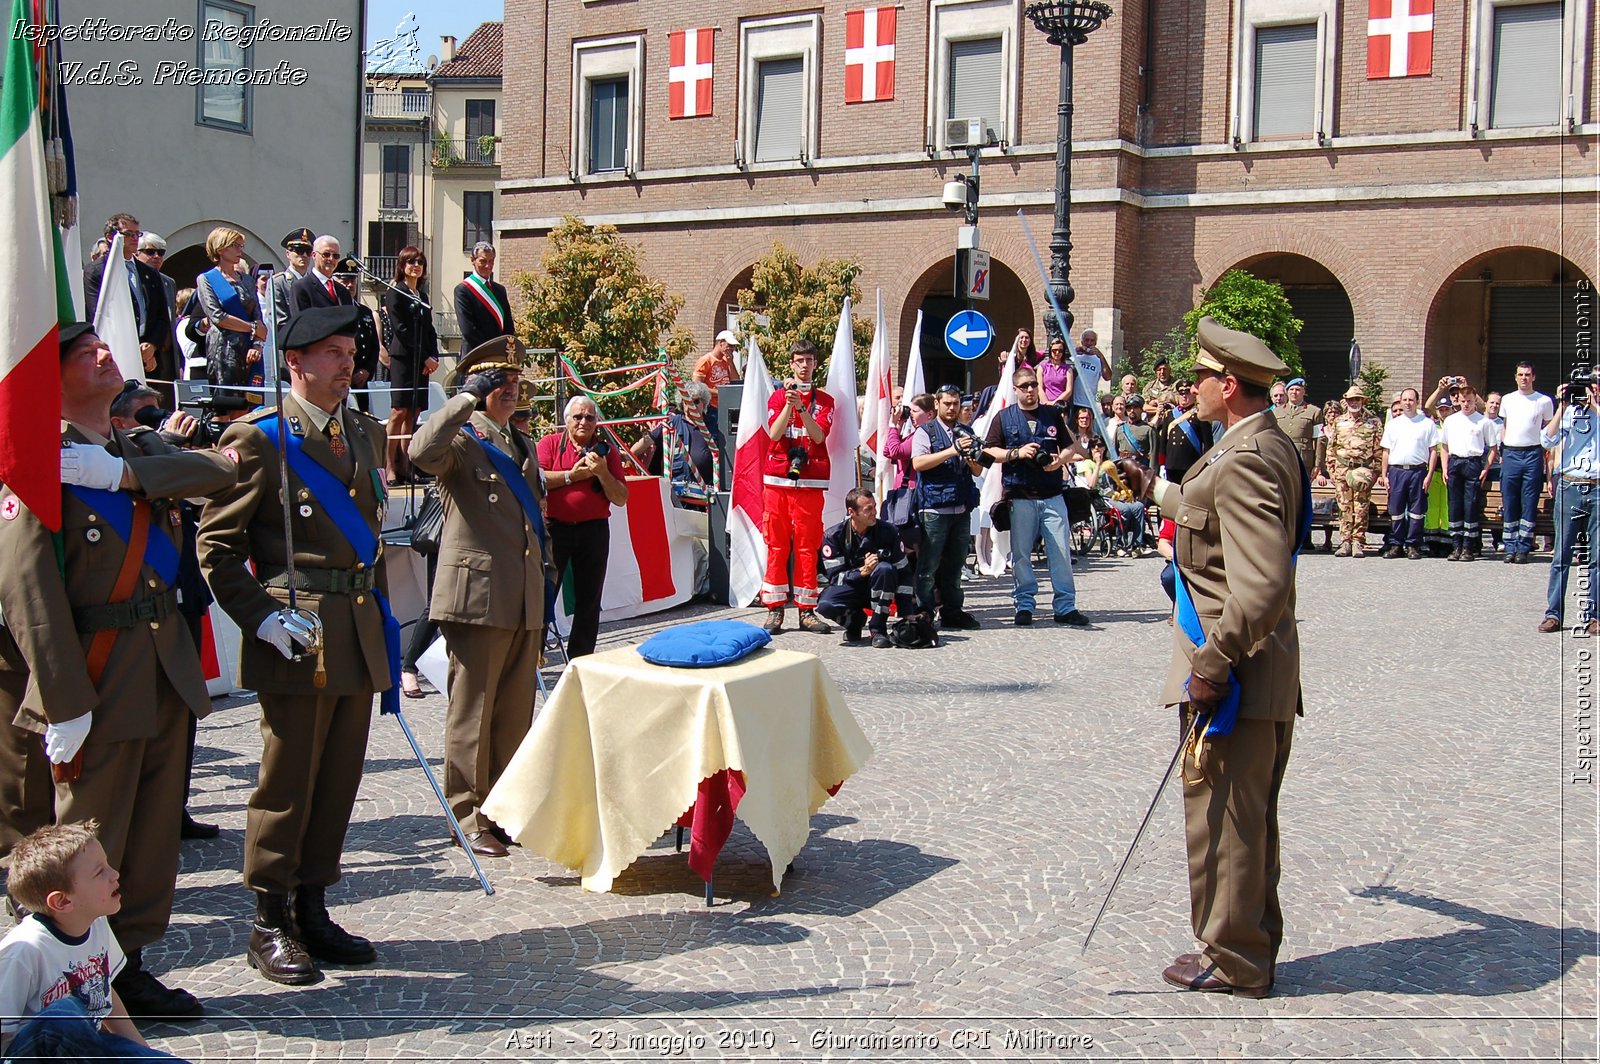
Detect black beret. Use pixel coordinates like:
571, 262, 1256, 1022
59, 321, 96, 354
280, 306, 361, 350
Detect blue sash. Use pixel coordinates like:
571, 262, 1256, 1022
1177, 417, 1203, 453
258, 415, 401, 716
463, 425, 556, 624
66, 487, 181, 586
1173, 454, 1311, 739
201, 266, 250, 322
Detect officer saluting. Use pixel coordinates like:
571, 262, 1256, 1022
1150, 317, 1306, 1000
0, 322, 236, 1018
408, 336, 553, 858
198, 305, 391, 985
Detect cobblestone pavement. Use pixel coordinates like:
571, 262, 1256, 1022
137, 548, 1596, 1062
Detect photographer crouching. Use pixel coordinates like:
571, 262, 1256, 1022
815, 488, 914, 648
537, 396, 629, 657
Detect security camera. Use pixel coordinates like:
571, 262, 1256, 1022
942, 179, 968, 211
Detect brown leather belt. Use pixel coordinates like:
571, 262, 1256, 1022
261, 566, 376, 593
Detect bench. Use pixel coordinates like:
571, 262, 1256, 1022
1307, 480, 1555, 552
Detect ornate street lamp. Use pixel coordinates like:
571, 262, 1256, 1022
1025, 1, 1113, 344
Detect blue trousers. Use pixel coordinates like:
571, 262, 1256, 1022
1446, 455, 1484, 551
915, 511, 969, 616
1501, 446, 1545, 555
1545, 478, 1600, 624
5, 996, 181, 1061
1007, 495, 1076, 615
1387, 466, 1428, 549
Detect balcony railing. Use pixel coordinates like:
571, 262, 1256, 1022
365, 90, 429, 119
431, 136, 498, 169
363, 255, 398, 281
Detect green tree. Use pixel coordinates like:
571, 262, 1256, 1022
1130, 325, 1196, 390
511, 217, 688, 432
735, 242, 871, 386
1181, 268, 1304, 375
1356, 363, 1389, 409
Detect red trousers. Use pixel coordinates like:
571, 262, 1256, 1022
761, 485, 824, 609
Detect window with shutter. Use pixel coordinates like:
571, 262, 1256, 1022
754, 58, 805, 162
381, 145, 411, 209
589, 78, 628, 172
463, 192, 494, 251
1490, 3, 1561, 128
1253, 24, 1317, 139
198, 1, 252, 131
947, 37, 1003, 135
465, 100, 497, 164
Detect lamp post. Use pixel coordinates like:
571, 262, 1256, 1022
1025, 1, 1113, 345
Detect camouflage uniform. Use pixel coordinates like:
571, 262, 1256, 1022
1145, 378, 1180, 412
1329, 410, 1383, 552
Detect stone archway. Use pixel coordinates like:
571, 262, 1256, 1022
900, 254, 1033, 394
1424, 247, 1595, 396
1220, 252, 1355, 406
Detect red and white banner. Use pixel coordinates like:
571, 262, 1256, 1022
858, 290, 893, 502
1367, 0, 1433, 79
669, 27, 715, 118
820, 297, 861, 529
844, 6, 896, 103
729, 338, 775, 607
974, 349, 1019, 577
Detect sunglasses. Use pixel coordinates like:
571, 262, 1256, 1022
936, 385, 962, 396
138, 248, 164, 256
1016, 381, 1039, 389
569, 413, 597, 422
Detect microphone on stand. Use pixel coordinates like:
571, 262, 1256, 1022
355, 258, 431, 310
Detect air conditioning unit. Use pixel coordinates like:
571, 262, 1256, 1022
946, 116, 999, 148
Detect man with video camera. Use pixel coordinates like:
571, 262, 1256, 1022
984, 365, 1091, 627
759, 339, 836, 635
1537, 365, 1600, 634
911, 384, 985, 631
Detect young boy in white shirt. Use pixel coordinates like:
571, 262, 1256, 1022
0, 822, 177, 1059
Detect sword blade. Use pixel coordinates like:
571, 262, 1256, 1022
1081, 710, 1200, 955
389, 705, 495, 896
266, 303, 298, 615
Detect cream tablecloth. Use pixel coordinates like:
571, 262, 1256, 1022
481, 645, 872, 893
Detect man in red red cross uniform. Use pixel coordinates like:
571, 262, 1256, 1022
761, 339, 835, 634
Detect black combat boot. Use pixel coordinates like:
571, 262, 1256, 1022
293, 885, 377, 965
248, 893, 318, 985
113, 946, 205, 1019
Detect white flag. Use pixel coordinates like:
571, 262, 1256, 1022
858, 290, 894, 501
974, 348, 1019, 577
820, 296, 861, 528
728, 337, 775, 607
93, 233, 145, 383
903, 313, 927, 402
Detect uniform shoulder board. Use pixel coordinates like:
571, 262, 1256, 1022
348, 408, 385, 431
239, 407, 278, 426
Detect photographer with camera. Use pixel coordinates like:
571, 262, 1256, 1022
536, 396, 629, 658
911, 384, 985, 630
983, 366, 1091, 627
1536, 367, 1600, 634
758, 340, 836, 635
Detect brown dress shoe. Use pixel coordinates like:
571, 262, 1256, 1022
247, 895, 318, 985
1538, 617, 1563, 633
1162, 955, 1271, 998
458, 830, 509, 858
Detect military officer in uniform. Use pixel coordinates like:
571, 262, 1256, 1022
271, 227, 315, 337
0, 322, 235, 1017
408, 336, 553, 858
198, 306, 391, 986
1328, 385, 1383, 556
1150, 317, 1306, 999
814, 487, 915, 648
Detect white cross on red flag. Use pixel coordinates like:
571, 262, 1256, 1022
844, 6, 896, 103
669, 28, 714, 118
1367, 0, 1433, 78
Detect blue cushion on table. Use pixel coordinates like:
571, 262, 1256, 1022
637, 620, 771, 668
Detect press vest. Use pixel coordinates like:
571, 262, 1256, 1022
915, 419, 979, 511
996, 404, 1067, 499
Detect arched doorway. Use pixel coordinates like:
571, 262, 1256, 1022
901, 255, 1032, 394
1223, 253, 1354, 406
1425, 248, 1595, 395
163, 245, 212, 298
712, 266, 756, 343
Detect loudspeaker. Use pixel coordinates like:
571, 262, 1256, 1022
707, 491, 731, 604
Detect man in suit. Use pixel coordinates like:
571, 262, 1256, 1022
453, 241, 514, 355
0, 323, 236, 1018
333, 257, 379, 412
198, 306, 390, 986
83, 212, 173, 383
408, 336, 552, 857
1150, 317, 1305, 1000
271, 227, 315, 337
289, 235, 354, 316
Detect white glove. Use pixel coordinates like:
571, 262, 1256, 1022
59, 444, 125, 491
256, 610, 318, 660
44, 715, 92, 764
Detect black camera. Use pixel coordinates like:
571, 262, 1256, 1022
577, 438, 612, 491
1032, 440, 1060, 468
1568, 367, 1593, 405
157, 401, 227, 447
950, 424, 994, 467
785, 444, 810, 481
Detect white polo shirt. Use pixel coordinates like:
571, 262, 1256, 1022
1441, 410, 1499, 458
1499, 390, 1553, 447
1380, 413, 1440, 466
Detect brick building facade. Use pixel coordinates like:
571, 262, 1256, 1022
496, 0, 1598, 402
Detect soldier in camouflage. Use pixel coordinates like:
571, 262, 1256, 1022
1329, 384, 1383, 556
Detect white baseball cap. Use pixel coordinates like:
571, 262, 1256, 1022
715, 329, 739, 346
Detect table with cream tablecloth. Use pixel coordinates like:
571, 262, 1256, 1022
481, 645, 872, 894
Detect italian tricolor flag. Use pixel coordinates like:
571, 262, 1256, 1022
553, 477, 696, 629
1, 0, 69, 529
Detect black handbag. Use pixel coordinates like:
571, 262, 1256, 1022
407, 485, 444, 555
